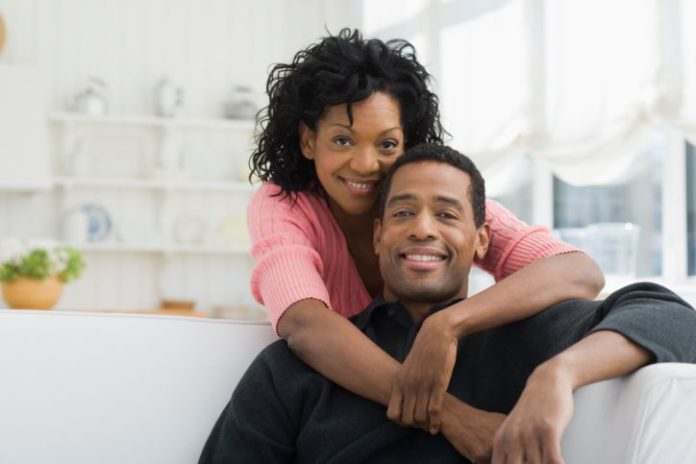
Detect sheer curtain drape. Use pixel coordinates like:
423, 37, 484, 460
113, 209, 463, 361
362, 0, 696, 190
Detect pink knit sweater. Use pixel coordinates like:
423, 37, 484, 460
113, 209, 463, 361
248, 183, 580, 331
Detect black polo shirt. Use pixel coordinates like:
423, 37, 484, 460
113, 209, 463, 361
200, 282, 696, 464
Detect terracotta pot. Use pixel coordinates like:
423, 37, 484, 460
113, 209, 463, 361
1, 276, 64, 310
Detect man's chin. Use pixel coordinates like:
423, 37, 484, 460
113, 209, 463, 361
394, 285, 459, 306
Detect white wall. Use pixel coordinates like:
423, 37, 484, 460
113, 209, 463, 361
0, 0, 357, 115
0, 0, 359, 314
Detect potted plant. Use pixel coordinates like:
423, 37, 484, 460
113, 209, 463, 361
0, 239, 86, 310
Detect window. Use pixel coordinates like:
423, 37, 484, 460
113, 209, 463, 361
553, 132, 664, 277
688, 142, 696, 276
488, 156, 534, 225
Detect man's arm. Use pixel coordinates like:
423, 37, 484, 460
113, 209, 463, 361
491, 330, 651, 464
491, 283, 696, 464
199, 344, 297, 464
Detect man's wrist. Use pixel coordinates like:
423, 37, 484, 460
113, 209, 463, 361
530, 355, 579, 392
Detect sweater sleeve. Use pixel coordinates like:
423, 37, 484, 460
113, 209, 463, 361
247, 184, 332, 332
477, 199, 583, 281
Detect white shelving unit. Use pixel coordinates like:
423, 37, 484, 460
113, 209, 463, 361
43, 111, 260, 314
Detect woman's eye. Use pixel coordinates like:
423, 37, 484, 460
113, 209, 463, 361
333, 136, 352, 147
380, 139, 399, 151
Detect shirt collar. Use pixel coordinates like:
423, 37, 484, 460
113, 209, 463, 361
351, 296, 465, 330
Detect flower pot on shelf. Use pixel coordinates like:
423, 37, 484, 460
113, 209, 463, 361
1, 277, 64, 310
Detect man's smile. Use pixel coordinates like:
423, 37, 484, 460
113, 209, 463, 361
399, 246, 449, 271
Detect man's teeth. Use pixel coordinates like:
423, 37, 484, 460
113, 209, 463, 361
405, 254, 444, 262
345, 180, 373, 191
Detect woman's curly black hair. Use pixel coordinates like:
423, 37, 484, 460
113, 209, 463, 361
249, 28, 446, 196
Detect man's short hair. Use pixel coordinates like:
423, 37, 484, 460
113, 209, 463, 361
378, 143, 486, 227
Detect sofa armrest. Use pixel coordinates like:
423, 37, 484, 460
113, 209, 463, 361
562, 363, 696, 463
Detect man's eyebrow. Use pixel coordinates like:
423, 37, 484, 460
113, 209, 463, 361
386, 194, 465, 209
386, 193, 417, 207
434, 196, 465, 209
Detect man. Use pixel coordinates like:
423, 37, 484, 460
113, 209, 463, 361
200, 144, 696, 463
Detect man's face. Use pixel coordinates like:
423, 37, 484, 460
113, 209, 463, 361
374, 161, 489, 309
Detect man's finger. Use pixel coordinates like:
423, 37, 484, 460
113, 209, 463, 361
401, 392, 417, 426
413, 388, 430, 428
524, 437, 543, 464
427, 386, 445, 434
541, 429, 565, 464
387, 389, 403, 424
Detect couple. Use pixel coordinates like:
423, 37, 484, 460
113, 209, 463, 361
200, 144, 696, 463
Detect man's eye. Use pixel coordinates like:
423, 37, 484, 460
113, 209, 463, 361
333, 136, 352, 147
437, 212, 457, 220
393, 210, 413, 217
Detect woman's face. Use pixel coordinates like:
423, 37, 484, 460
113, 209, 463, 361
299, 92, 405, 220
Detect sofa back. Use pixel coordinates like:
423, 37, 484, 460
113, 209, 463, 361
0, 310, 276, 464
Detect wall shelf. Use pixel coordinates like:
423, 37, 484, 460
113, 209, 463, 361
71, 242, 251, 255
54, 176, 256, 193
48, 111, 256, 131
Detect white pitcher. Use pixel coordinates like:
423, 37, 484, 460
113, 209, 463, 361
155, 77, 184, 117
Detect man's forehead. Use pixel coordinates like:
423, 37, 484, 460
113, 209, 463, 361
386, 161, 472, 207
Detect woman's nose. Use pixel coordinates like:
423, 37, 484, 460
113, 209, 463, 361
350, 147, 379, 175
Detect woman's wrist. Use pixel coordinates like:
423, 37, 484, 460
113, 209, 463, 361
437, 304, 472, 339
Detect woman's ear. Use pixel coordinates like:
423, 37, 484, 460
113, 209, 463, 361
298, 122, 315, 160
475, 223, 490, 262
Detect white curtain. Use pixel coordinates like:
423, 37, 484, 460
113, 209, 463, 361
363, 0, 696, 189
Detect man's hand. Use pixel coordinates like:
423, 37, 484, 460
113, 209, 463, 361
387, 311, 458, 434
491, 363, 574, 464
440, 395, 506, 463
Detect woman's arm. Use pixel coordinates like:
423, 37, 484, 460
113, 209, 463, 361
445, 251, 604, 336
278, 299, 397, 405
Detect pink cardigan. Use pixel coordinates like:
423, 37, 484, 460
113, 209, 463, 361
248, 183, 580, 331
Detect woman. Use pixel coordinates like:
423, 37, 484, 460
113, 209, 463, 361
248, 28, 603, 436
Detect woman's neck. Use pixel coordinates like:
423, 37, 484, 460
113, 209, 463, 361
328, 201, 378, 240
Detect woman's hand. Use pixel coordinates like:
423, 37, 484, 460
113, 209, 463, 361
387, 310, 458, 434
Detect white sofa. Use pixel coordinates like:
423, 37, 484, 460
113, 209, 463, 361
0, 309, 695, 464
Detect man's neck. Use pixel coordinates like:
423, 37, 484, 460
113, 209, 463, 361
391, 296, 467, 324
403, 302, 433, 324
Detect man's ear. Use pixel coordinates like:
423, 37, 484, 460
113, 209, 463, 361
475, 223, 490, 262
298, 122, 315, 160
373, 218, 382, 256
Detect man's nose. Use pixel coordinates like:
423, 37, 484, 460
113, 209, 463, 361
409, 212, 437, 240
350, 147, 380, 175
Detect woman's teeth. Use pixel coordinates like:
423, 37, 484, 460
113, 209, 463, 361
344, 179, 374, 192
